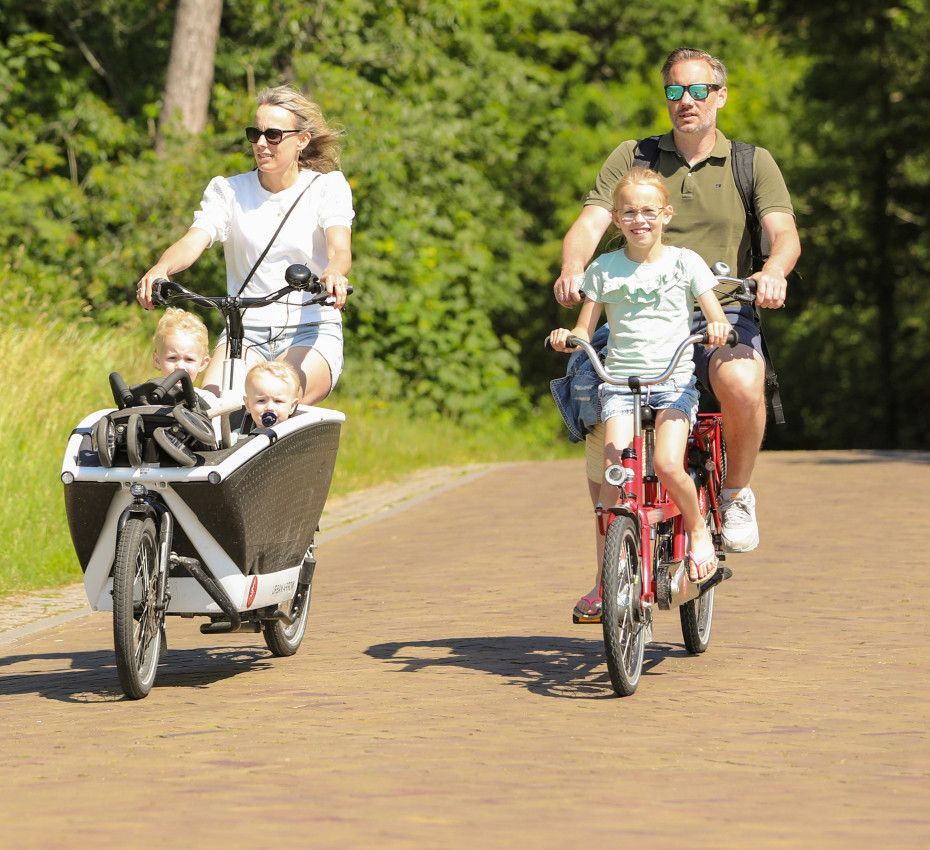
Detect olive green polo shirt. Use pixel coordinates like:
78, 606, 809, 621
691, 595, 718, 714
584, 130, 794, 280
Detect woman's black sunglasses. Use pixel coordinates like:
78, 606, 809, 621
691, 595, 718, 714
664, 83, 721, 102
245, 127, 300, 145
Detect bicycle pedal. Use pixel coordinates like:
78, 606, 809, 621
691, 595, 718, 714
572, 613, 602, 625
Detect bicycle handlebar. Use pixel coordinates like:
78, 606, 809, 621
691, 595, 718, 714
149, 263, 353, 311
558, 330, 738, 388
710, 262, 757, 304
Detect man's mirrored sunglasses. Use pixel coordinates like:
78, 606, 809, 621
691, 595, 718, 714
664, 83, 721, 102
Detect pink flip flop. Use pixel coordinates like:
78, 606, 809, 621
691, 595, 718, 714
686, 540, 719, 585
572, 591, 602, 624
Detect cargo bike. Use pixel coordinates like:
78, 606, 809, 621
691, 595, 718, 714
61, 265, 346, 698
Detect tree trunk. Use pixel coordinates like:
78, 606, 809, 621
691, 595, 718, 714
157, 0, 223, 149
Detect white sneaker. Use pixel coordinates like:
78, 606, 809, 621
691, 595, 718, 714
719, 487, 759, 552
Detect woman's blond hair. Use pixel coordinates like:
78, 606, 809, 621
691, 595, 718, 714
153, 308, 209, 356
256, 85, 344, 173
612, 166, 671, 209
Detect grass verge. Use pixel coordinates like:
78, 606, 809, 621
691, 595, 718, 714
0, 322, 574, 595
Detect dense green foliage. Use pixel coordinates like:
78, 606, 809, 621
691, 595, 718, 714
2, 0, 928, 447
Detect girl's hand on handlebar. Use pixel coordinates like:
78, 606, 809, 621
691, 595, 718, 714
548, 328, 578, 352
704, 321, 733, 348
751, 268, 787, 309
320, 269, 351, 310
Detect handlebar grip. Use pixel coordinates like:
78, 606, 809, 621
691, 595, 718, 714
151, 278, 171, 306
698, 329, 739, 347
544, 335, 581, 351
150, 368, 197, 407
178, 371, 198, 408
109, 372, 135, 409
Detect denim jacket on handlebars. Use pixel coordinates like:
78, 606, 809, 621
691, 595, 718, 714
549, 323, 610, 443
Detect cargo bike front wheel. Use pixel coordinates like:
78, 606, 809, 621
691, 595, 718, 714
112, 516, 166, 699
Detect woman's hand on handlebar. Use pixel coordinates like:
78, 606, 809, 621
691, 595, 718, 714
136, 229, 210, 310
320, 268, 351, 310
136, 266, 169, 311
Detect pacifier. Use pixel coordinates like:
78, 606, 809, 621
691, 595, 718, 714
260, 411, 278, 427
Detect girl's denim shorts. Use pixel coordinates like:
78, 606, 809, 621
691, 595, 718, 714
599, 374, 700, 426
218, 321, 344, 388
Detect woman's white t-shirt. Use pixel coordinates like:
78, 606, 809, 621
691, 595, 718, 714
191, 169, 354, 327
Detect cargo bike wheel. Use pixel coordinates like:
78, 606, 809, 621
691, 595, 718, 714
112, 516, 165, 699
262, 549, 315, 657
602, 515, 646, 697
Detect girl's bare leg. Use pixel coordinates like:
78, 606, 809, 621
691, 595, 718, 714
653, 409, 715, 581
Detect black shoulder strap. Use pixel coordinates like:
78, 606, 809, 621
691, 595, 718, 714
730, 140, 786, 425
633, 135, 662, 170
236, 174, 319, 297
730, 141, 762, 269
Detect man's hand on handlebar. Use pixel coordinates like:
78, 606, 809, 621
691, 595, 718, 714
553, 271, 585, 308
750, 267, 787, 310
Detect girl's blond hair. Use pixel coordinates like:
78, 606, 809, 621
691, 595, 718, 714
256, 84, 344, 173
612, 166, 671, 209
153, 308, 209, 356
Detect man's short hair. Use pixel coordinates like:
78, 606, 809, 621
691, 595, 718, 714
661, 47, 727, 87
153, 308, 209, 356
245, 360, 302, 398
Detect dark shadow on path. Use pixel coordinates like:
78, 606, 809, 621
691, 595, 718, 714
366, 635, 689, 699
0, 645, 273, 703
778, 450, 930, 465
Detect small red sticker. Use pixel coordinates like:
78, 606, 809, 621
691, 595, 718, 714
246, 575, 258, 607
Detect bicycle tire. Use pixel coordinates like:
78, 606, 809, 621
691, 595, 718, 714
262, 553, 314, 657
112, 516, 163, 699
602, 515, 646, 697
680, 487, 716, 654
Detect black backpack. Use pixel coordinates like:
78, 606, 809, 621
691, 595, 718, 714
632, 135, 785, 424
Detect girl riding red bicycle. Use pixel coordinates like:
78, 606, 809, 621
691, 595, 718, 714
548, 167, 730, 622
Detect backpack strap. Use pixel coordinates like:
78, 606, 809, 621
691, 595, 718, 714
632, 135, 662, 170
730, 141, 762, 271
729, 140, 786, 425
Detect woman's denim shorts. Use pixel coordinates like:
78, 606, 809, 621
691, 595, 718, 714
599, 374, 700, 426
218, 321, 344, 388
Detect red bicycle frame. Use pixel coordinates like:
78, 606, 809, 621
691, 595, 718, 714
596, 408, 725, 610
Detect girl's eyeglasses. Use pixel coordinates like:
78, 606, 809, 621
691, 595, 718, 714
664, 83, 721, 102
618, 208, 662, 223
245, 127, 300, 145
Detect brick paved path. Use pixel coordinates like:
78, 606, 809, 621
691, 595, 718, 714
2, 453, 929, 848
